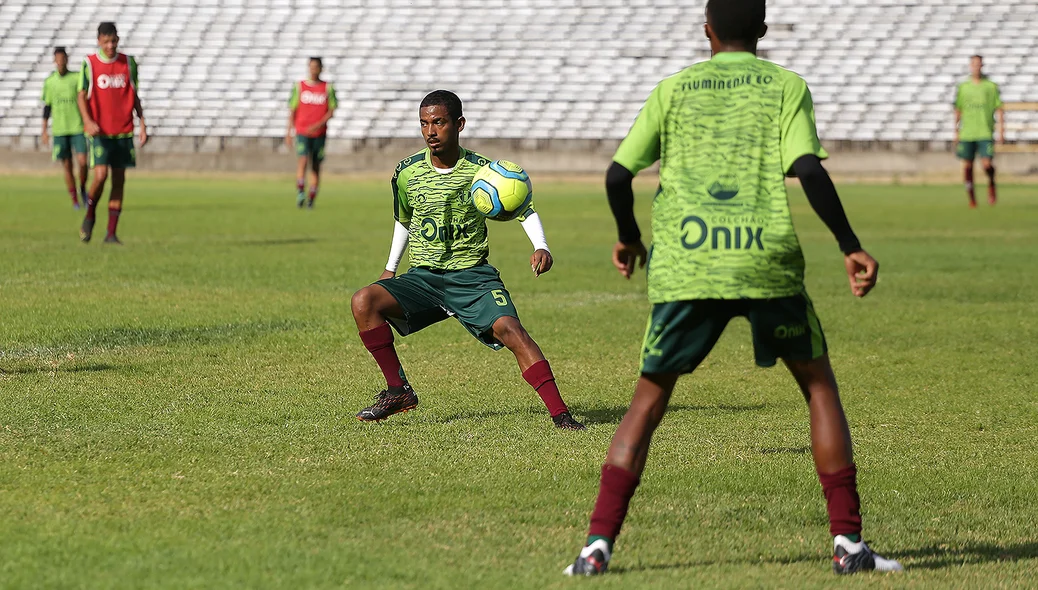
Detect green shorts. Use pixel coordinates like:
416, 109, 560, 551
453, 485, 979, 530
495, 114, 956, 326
296, 134, 326, 164
640, 292, 828, 374
376, 264, 519, 349
52, 134, 87, 161
89, 135, 136, 169
957, 140, 995, 161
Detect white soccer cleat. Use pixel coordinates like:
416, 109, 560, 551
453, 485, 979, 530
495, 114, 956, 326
563, 539, 611, 576
832, 535, 904, 574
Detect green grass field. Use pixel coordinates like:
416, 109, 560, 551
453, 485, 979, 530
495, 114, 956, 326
1, 173, 1036, 589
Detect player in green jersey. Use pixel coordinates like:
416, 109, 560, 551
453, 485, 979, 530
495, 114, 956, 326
349, 90, 584, 430
954, 55, 1004, 207
41, 47, 88, 209
564, 0, 901, 576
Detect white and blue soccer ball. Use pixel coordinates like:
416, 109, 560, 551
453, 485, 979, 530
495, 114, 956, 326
469, 160, 533, 221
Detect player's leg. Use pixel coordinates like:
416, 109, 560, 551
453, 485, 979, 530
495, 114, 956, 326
566, 301, 730, 576
306, 137, 324, 208
749, 294, 901, 574
957, 141, 977, 207
74, 135, 89, 205
295, 136, 308, 208
980, 149, 996, 205
489, 315, 583, 429
81, 138, 109, 243
105, 167, 126, 244
351, 269, 450, 421
60, 156, 78, 208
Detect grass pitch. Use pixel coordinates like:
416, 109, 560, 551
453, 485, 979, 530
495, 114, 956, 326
1, 173, 1036, 589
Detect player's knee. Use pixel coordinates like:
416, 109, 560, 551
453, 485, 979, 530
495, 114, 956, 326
351, 287, 375, 315
493, 317, 528, 347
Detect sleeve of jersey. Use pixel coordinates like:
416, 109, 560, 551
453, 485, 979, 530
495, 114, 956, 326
129, 56, 139, 88
327, 84, 338, 110
994, 85, 1003, 110
953, 84, 963, 110
78, 60, 90, 93
392, 168, 412, 224
780, 77, 829, 175
41, 79, 49, 104
288, 84, 299, 110
612, 83, 664, 174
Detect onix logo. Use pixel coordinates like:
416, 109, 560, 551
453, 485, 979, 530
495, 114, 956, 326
96, 74, 127, 89
680, 216, 764, 250
773, 324, 807, 339
300, 91, 327, 105
419, 218, 473, 242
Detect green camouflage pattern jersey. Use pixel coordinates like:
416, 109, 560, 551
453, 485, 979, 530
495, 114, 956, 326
955, 78, 1002, 142
41, 70, 84, 136
614, 52, 828, 302
393, 147, 535, 271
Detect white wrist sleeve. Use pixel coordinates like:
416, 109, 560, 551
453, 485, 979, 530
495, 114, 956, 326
385, 221, 410, 272
520, 212, 550, 253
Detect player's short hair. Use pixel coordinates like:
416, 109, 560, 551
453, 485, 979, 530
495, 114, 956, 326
707, 0, 765, 45
971, 54, 983, 60
309, 56, 322, 67
53, 46, 67, 56
421, 90, 463, 121
97, 22, 117, 37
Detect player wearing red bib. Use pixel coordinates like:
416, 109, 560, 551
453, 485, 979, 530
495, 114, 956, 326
285, 57, 336, 208
76, 22, 147, 244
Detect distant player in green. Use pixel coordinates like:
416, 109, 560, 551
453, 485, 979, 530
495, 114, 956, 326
349, 90, 584, 430
955, 55, 1004, 207
564, 0, 901, 576
285, 57, 336, 208
41, 46, 88, 209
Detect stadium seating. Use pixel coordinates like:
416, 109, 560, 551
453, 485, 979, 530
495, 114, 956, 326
1, 0, 1035, 143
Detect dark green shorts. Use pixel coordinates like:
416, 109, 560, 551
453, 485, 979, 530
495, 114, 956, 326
52, 134, 87, 161
296, 134, 326, 164
957, 140, 995, 161
640, 293, 827, 374
376, 264, 519, 349
89, 136, 136, 169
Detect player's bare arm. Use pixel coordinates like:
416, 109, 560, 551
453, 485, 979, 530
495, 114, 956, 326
41, 105, 51, 145
285, 108, 296, 147
953, 108, 961, 144
605, 161, 648, 279
134, 91, 147, 147
305, 107, 334, 136
997, 108, 1006, 144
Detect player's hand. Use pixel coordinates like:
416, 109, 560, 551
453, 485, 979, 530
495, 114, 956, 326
41, 131, 49, 146
84, 119, 101, 136
138, 124, 148, 147
844, 250, 879, 298
613, 240, 647, 280
305, 124, 321, 136
284, 134, 294, 148
378, 270, 395, 280
530, 249, 553, 277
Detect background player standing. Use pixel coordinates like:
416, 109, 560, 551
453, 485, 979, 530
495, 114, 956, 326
77, 22, 147, 244
285, 57, 336, 208
349, 90, 584, 430
565, 0, 901, 576
41, 46, 88, 209
954, 55, 1004, 207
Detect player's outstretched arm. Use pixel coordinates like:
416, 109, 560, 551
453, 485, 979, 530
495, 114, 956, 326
792, 155, 878, 298
605, 161, 647, 279
381, 221, 410, 280
519, 212, 552, 276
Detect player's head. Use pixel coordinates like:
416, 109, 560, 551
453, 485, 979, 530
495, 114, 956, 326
309, 56, 323, 79
970, 55, 984, 78
97, 22, 119, 58
419, 90, 465, 157
704, 0, 767, 53
53, 46, 68, 71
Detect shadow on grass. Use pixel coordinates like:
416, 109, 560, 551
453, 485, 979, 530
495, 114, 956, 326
239, 238, 318, 246
612, 541, 1038, 573
0, 362, 117, 375
760, 446, 811, 455
57, 320, 305, 350
581, 403, 767, 425
423, 408, 543, 425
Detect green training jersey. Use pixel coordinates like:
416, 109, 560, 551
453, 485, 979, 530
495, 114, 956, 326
392, 147, 535, 271
614, 52, 828, 303
41, 70, 84, 136
955, 78, 1002, 142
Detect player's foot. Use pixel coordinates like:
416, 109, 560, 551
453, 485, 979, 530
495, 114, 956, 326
356, 384, 419, 422
80, 216, 95, 242
103, 234, 122, 245
832, 535, 903, 575
552, 411, 586, 430
307, 198, 315, 209
297, 192, 306, 208
73, 201, 81, 210
563, 539, 611, 576
968, 199, 977, 209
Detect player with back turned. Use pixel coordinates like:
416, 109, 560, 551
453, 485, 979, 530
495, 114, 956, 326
563, 0, 902, 576
348, 90, 584, 430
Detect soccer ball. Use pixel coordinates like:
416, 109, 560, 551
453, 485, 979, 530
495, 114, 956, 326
469, 160, 534, 221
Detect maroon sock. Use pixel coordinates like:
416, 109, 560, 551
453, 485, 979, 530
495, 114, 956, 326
308, 185, 318, 202
965, 167, 975, 201
588, 464, 641, 540
818, 463, 862, 537
86, 191, 100, 219
106, 208, 121, 237
359, 323, 405, 388
522, 359, 568, 417
296, 179, 305, 193
985, 166, 996, 188
68, 188, 78, 205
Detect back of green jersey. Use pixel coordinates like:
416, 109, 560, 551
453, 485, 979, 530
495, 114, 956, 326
614, 52, 828, 302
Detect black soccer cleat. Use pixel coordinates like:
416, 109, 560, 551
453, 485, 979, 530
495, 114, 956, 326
563, 539, 611, 576
832, 535, 903, 574
80, 216, 95, 242
552, 411, 586, 430
356, 384, 419, 422
103, 234, 122, 245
